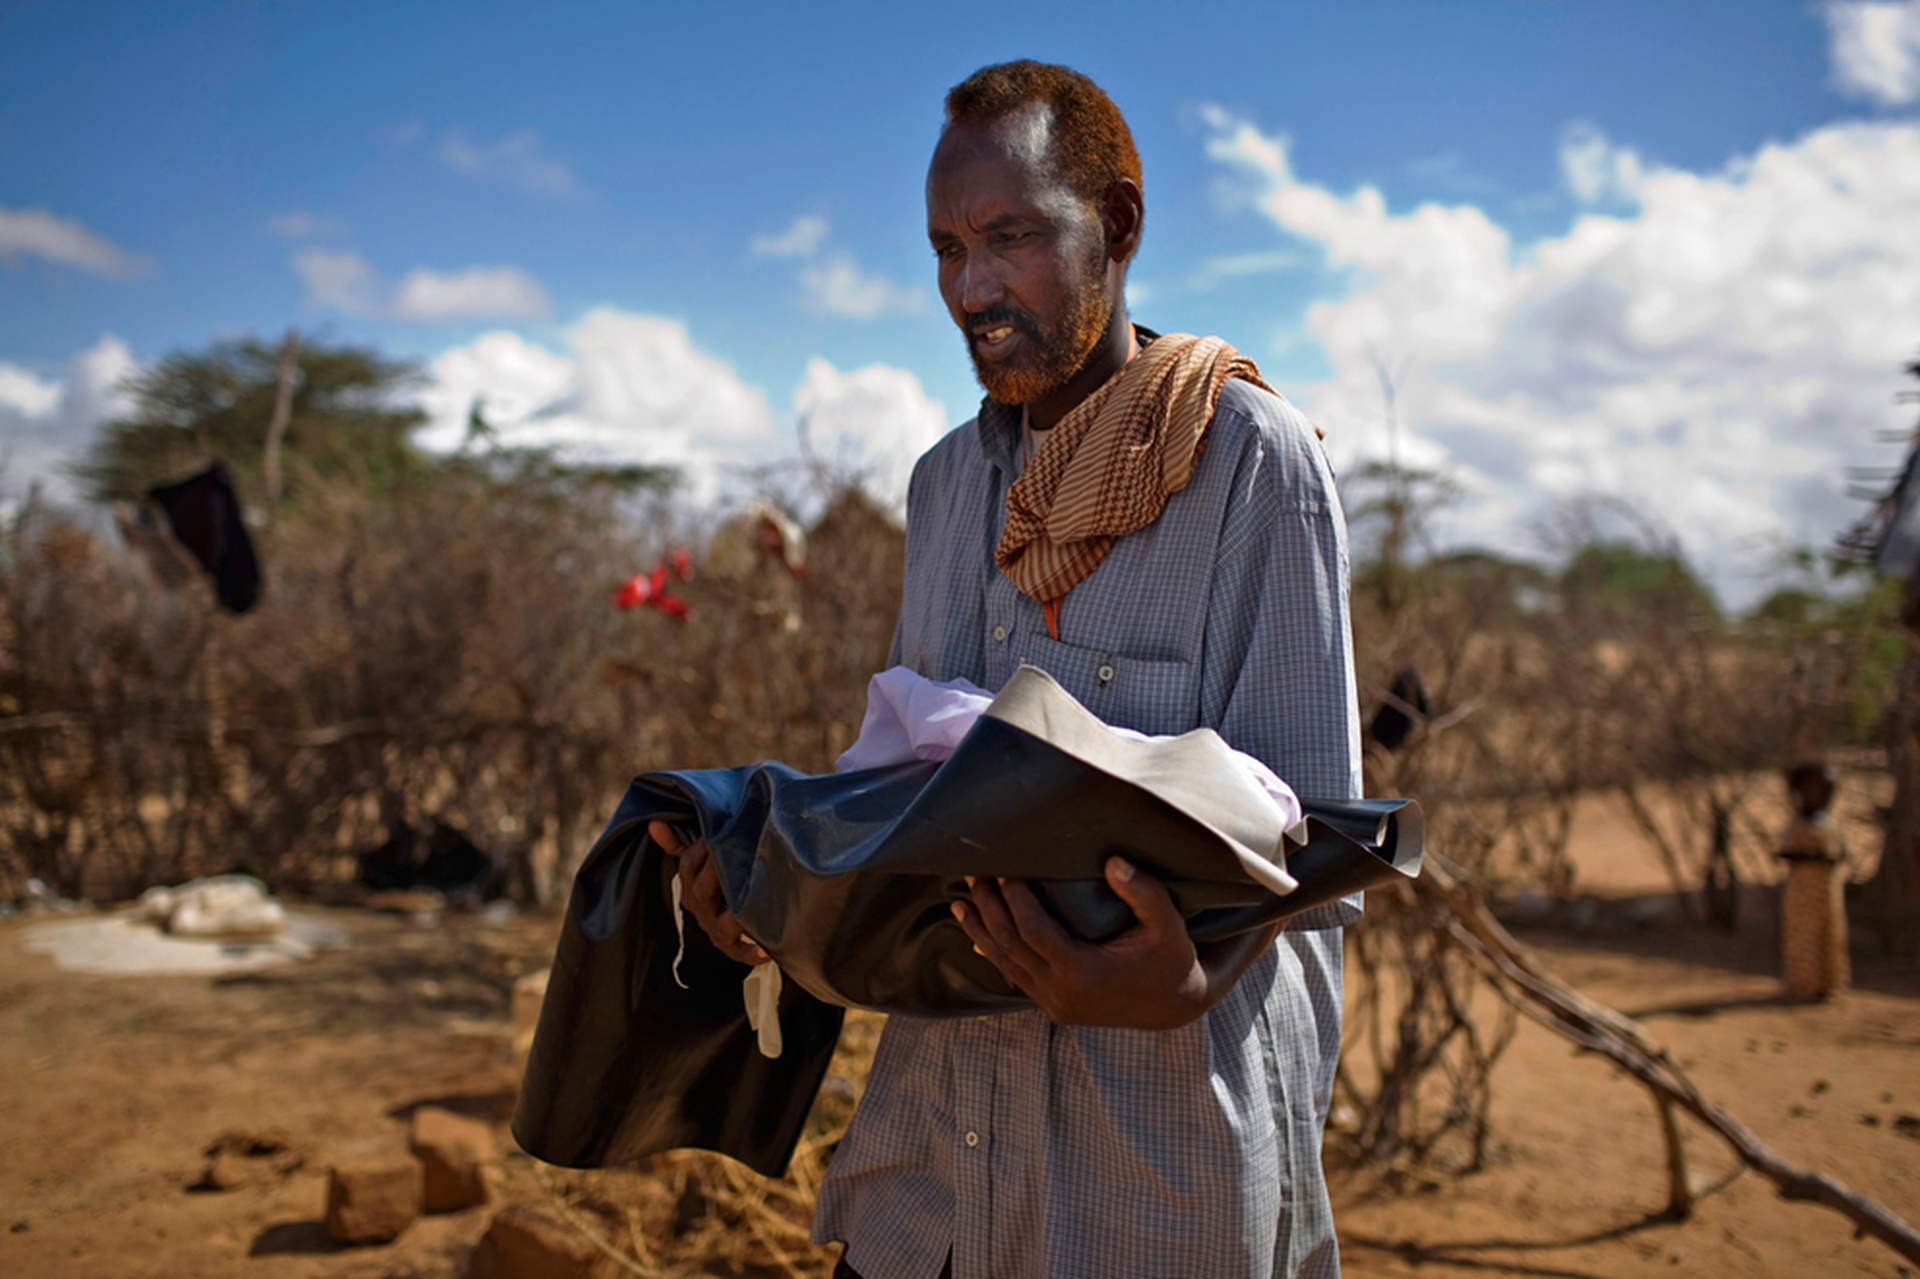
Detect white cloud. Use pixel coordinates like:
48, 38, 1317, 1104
799, 254, 925, 318
0, 205, 146, 277
438, 128, 579, 195
418, 308, 777, 502
1200, 107, 1920, 605
1824, 0, 1920, 105
793, 359, 949, 510
417, 311, 950, 511
1558, 121, 1648, 205
752, 215, 831, 258
391, 265, 552, 321
293, 250, 552, 322
752, 214, 924, 319
0, 365, 62, 419
0, 335, 139, 507
293, 247, 381, 315
265, 211, 346, 240
422, 331, 577, 436
1186, 248, 1307, 292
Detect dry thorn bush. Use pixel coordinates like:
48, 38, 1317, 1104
1, 444, 1899, 1261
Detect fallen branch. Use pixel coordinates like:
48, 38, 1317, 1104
1422, 855, 1920, 1267
0, 712, 83, 734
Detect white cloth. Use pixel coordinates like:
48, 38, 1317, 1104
743, 961, 784, 1058
836, 665, 1304, 834
834, 667, 993, 772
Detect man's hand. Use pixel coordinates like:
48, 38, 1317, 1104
952, 857, 1279, 1029
648, 820, 768, 966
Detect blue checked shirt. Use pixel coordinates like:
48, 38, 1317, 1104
811, 373, 1363, 1279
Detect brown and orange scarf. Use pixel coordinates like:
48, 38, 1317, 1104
995, 332, 1277, 639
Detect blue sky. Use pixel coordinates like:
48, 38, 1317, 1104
5, 0, 1920, 604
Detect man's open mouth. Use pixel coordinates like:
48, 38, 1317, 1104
969, 318, 1030, 357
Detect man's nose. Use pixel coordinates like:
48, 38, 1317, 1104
958, 255, 1005, 313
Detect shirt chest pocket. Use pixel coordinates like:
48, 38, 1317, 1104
1002, 628, 1200, 739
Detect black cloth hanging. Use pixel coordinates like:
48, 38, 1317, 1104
146, 462, 261, 614
513, 667, 1423, 1177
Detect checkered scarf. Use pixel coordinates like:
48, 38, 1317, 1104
995, 332, 1274, 607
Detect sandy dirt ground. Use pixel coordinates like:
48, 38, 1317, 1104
1, 790, 1916, 1279
1332, 924, 1920, 1278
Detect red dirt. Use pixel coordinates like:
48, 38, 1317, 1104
2, 802, 1916, 1278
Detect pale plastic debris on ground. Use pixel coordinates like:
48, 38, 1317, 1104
137, 873, 287, 936
19, 909, 349, 975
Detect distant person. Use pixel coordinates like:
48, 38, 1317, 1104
670, 60, 1360, 1278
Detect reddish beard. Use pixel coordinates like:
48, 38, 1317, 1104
966, 255, 1113, 406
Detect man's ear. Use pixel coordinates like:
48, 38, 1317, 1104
1103, 178, 1144, 265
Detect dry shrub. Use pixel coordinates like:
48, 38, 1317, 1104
3, 433, 1894, 1240
0, 477, 903, 905
1334, 518, 1876, 1177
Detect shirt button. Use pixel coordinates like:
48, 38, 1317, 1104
992, 625, 1007, 642
965, 1130, 980, 1148
1097, 663, 1116, 683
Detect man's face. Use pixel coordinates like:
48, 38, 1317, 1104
926, 105, 1113, 406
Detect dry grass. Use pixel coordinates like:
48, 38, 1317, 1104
515, 1013, 884, 1278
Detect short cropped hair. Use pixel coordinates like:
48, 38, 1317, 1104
944, 60, 1143, 216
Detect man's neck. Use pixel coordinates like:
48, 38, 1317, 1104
1025, 308, 1137, 430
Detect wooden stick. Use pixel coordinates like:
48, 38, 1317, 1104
262, 329, 300, 515
1656, 1092, 1693, 1219
1421, 857, 1920, 1266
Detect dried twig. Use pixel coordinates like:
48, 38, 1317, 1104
1425, 856, 1920, 1267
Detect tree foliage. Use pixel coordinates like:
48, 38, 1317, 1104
72, 337, 429, 504
1558, 541, 1720, 628
70, 338, 679, 511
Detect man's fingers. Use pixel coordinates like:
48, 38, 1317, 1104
672, 837, 768, 965
997, 877, 1077, 962
1105, 857, 1186, 942
648, 820, 684, 855
692, 854, 768, 964
963, 877, 1049, 978
682, 844, 725, 918
951, 898, 1031, 992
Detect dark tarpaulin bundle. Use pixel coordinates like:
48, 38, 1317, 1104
146, 463, 262, 614
513, 666, 1422, 1177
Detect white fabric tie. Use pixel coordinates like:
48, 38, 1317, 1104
744, 962, 783, 1058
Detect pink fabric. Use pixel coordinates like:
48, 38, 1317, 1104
835, 668, 993, 773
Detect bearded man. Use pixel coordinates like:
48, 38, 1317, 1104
681, 60, 1360, 1278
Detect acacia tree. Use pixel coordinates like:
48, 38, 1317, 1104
3, 332, 683, 902
71, 336, 428, 504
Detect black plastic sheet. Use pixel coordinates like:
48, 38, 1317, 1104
515, 669, 1422, 1176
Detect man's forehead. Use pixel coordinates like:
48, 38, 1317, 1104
928, 103, 1075, 213
982, 101, 1055, 169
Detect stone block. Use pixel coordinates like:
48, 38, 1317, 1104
324, 1155, 420, 1245
409, 1105, 493, 1212
511, 970, 550, 1076
468, 1203, 608, 1279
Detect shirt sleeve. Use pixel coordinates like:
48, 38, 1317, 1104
1197, 386, 1363, 930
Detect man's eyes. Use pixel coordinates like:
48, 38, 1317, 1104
932, 231, 1037, 259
